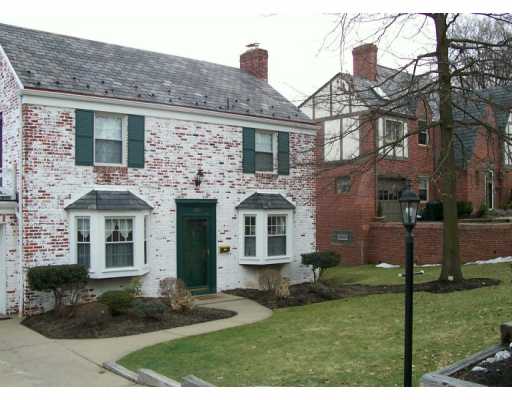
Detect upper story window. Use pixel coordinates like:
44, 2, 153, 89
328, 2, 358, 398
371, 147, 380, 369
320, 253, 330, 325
242, 128, 289, 175
95, 114, 125, 165
255, 131, 274, 171
418, 120, 429, 145
504, 113, 512, 166
75, 110, 145, 168
323, 117, 360, 162
379, 117, 408, 159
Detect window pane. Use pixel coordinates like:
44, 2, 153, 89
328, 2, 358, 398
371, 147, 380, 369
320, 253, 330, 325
244, 237, 256, 257
105, 218, 134, 268
255, 132, 273, 152
244, 216, 256, 257
76, 217, 90, 268
77, 244, 90, 268
418, 120, 428, 145
106, 243, 134, 268
255, 152, 273, 171
336, 176, 351, 193
342, 117, 359, 159
95, 139, 122, 164
95, 115, 122, 140
324, 119, 341, 161
144, 216, 148, 265
268, 236, 286, 256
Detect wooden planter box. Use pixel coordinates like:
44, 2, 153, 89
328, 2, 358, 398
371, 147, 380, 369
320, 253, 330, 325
420, 322, 512, 387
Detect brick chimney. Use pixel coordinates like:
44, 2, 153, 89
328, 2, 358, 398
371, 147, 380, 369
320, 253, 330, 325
352, 43, 378, 81
240, 45, 268, 81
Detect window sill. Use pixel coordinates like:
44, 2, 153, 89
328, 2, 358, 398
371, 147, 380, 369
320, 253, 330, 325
89, 266, 149, 279
239, 255, 292, 266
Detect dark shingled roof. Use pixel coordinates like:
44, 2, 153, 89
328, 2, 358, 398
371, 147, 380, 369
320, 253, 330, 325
0, 23, 310, 124
65, 190, 152, 210
236, 193, 295, 210
453, 86, 512, 167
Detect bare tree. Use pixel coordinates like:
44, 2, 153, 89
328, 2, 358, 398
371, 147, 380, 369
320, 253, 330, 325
312, 13, 512, 282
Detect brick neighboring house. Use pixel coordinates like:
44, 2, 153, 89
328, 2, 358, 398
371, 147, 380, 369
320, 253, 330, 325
299, 43, 512, 266
0, 23, 317, 315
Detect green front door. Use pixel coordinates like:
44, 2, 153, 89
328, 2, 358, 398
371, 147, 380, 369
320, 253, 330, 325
176, 200, 217, 295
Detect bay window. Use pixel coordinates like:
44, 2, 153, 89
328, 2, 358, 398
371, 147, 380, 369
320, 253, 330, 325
69, 210, 150, 279
239, 209, 293, 265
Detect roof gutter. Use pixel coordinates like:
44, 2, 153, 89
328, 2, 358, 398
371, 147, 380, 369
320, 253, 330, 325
21, 88, 317, 134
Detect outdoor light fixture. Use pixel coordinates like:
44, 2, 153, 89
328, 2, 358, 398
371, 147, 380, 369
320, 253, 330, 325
398, 181, 420, 387
193, 169, 205, 188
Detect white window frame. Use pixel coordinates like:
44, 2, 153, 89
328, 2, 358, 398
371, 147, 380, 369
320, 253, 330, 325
418, 119, 429, 146
69, 209, 150, 279
418, 176, 429, 203
323, 117, 360, 162
243, 214, 257, 257
93, 112, 128, 167
238, 209, 294, 265
255, 129, 278, 173
378, 117, 408, 159
504, 113, 512, 166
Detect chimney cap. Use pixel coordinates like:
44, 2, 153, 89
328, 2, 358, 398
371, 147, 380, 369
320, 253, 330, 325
246, 42, 260, 49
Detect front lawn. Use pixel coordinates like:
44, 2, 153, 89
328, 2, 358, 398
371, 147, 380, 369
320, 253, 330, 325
119, 263, 512, 386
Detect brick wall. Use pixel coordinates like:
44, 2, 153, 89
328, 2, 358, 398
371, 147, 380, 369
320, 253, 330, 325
367, 221, 512, 265
21, 103, 316, 313
316, 100, 437, 265
0, 49, 21, 314
240, 48, 268, 81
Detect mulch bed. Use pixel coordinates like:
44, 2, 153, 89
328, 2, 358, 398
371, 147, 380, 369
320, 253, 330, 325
225, 278, 500, 309
22, 298, 236, 339
453, 355, 512, 386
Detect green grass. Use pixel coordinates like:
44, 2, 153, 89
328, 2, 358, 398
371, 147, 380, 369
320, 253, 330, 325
119, 263, 512, 386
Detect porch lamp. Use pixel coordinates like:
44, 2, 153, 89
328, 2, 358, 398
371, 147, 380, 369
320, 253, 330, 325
398, 182, 420, 387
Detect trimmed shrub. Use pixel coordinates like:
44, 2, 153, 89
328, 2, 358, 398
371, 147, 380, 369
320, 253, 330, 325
98, 290, 134, 316
275, 277, 290, 299
301, 251, 341, 285
457, 201, 473, 218
27, 264, 89, 316
421, 201, 443, 221
477, 202, 489, 218
125, 277, 143, 298
130, 299, 167, 321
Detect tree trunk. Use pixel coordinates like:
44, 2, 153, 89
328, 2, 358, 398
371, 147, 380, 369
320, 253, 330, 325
434, 14, 464, 282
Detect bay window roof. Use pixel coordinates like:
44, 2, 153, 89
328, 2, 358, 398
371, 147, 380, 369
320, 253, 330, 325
65, 190, 152, 210
236, 193, 295, 210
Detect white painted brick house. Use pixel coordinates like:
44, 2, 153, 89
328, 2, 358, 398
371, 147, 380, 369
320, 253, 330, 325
0, 23, 316, 315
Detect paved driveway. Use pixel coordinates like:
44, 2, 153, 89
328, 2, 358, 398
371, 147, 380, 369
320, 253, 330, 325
0, 318, 132, 387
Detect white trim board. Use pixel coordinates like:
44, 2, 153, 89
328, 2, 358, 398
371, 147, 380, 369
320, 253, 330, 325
21, 89, 317, 136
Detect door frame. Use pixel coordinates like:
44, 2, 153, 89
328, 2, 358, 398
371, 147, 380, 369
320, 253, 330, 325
0, 224, 6, 314
176, 199, 217, 295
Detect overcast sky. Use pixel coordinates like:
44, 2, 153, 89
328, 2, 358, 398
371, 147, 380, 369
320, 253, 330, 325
0, 14, 437, 105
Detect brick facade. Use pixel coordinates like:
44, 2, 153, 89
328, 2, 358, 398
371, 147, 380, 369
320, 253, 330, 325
18, 103, 316, 314
0, 48, 21, 314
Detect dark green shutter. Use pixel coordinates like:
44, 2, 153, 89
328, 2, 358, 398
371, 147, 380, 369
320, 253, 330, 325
75, 110, 94, 166
242, 127, 255, 173
128, 115, 145, 168
278, 131, 290, 175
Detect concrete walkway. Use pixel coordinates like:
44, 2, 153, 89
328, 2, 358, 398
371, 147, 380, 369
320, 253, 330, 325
58, 294, 272, 365
0, 319, 133, 386
0, 294, 270, 386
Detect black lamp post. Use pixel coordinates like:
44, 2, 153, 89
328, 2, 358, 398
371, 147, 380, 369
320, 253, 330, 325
399, 181, 420, 387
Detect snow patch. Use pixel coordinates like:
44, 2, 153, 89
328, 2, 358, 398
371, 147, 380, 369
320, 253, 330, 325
375, 263, 400, 269
465, 256, 512, 265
